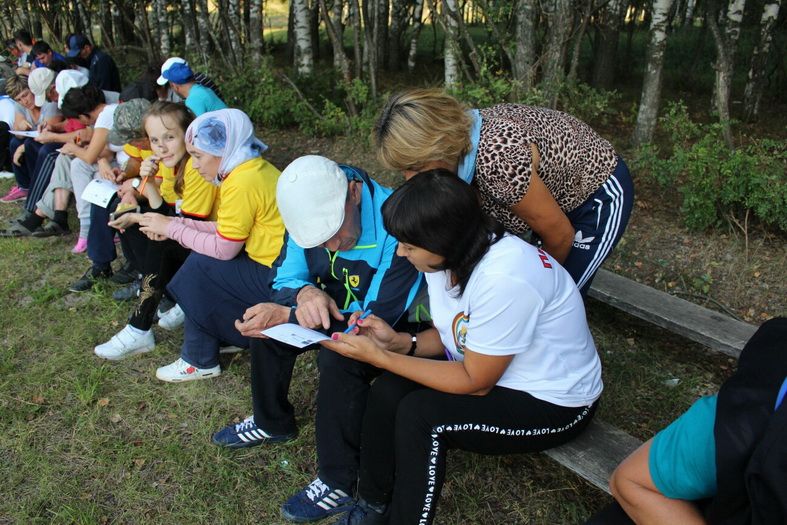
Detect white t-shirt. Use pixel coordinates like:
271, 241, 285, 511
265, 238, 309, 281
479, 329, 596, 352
0, 96, 19, 127
94, 103, 123, 152
426, 234, 602, 407
102, 90, 120, 104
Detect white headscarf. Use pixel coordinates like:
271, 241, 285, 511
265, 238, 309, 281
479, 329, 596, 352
184, 108, 268, 181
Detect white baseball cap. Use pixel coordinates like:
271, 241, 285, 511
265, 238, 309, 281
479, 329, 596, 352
28, 68, 55, 106
157, 57, 187, 85
55, 69, 89, 109
276, 155, 349, 249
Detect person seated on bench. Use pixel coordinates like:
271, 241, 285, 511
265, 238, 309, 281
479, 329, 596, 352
607, 317, 787, 525
324, 170, 603, 525
374, 89, 634, 295
136, 108, 283, 382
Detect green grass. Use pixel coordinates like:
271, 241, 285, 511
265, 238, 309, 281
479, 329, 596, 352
0, 175, 732, 523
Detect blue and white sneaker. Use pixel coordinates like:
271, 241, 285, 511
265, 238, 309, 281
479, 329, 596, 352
211, 415, 296, 449
281, 477, 353, 522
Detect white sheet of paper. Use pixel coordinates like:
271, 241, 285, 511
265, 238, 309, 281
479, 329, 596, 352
9, 130, 39, 138
81, 178, 118, 208
261, 323, 331, 348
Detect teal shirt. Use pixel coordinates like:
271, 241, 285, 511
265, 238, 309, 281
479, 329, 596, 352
185, 84, 227, 116
650, 395, 718, 500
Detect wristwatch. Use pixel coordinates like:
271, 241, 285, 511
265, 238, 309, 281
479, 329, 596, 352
131, 176, 149, 194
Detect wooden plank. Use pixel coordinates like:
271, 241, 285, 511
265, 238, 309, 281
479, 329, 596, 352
544, 420, 642, 494
588, 269, 757, 358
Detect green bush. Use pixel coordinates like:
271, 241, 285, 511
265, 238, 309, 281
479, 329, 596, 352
634, 101, 787, 232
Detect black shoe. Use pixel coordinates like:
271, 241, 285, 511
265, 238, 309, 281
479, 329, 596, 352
110, 262, 139, 285
112, 279, 141, 301
0, 221, 41, 237
69, 266, 113, 293
31, 221, 71, 237
334, 499, 388, 525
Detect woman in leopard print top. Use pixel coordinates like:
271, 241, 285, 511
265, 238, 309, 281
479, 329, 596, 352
374, 88, 634, 295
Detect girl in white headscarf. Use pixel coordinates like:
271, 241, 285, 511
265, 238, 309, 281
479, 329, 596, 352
138, 108, 285, 383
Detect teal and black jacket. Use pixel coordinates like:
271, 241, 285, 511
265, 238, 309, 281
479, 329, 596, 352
269, 165, 423, 328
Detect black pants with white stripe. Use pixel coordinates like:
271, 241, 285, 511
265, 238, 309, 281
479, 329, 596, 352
358, 373, 598, 525
560, 157, 634, 296
24, 142, 62, 214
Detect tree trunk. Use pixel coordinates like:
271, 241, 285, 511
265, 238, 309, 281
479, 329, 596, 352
592, 0, 625, 90
226, 0, 243, 63
286, 0, 296, 64
632, 0, 676, 146
332, 0, 345, 70
743, 0, 781, 121
249, 0, 263, 66
710, 0, 746, 110
76, 0, 92, 37
388, 0, 407, 71
98, 0, 114, 46
442, 0, 462, 87
542, 0, 572, 107
320, 0, 357, 116
513, 0, 537, 89
354, 0, 377, 97
181, 0, 198, 55
195, 0, 213, 54
375, 0, 389, 70
407, 0, 425, 72
707, 0, 739, 148
568, 0, 593, 83
293, 0, 315, 75
350, 0, 363, 78
684, 0, 697, 24
311, 0, 322, 61
154, 0, 170, 56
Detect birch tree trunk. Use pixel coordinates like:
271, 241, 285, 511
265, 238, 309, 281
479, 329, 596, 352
685, 0, 697, 24
407, 0, 425, 72
710, 0, 746, 111
633, 0, 676, 146
354, 0, 377, 97
513, 0, 536, 89
249, 0, 263, 65
743, 0, 781, 121
181, 0, 198, 52
350, 0, 363, 78
196, 0, 213, 53
332, 0, 345, 70
542, 0, 572, 107
592, 0, 625, 90
708, 0, 744, 147
293, 0, 315, 76
442, 0, 462, 87
227, 0, 243, 62
154, 0, 170, 56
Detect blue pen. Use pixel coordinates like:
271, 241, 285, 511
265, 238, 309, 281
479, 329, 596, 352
344, 309, 373, 334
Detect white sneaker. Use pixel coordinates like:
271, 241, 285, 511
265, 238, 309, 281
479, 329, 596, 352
158, 304, 185, 330
155, 358, 221, 383
94, 325, 155, 360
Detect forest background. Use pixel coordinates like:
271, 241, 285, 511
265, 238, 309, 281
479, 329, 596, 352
0, 0, 785, 523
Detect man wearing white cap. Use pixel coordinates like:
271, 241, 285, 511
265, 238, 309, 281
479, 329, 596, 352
157, 57, 225, 105
213, 155, 424, 523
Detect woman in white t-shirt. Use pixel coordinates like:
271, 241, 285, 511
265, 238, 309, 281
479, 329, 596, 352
324, 170, 603, 525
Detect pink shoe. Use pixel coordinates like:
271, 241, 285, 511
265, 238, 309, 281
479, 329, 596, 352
1, 185, 28, 203
71, 238, 88, 254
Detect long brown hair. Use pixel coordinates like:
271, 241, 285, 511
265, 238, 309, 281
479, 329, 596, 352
142, 101, 195, 196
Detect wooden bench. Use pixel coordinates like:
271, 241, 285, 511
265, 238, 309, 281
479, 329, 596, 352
542, 268, 758, 494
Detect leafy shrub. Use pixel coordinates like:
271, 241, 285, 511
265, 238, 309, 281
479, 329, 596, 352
634, 101, 787, 232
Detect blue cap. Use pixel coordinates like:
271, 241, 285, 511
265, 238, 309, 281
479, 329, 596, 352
66, 34, 90, 57
162, 62, 194, 84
